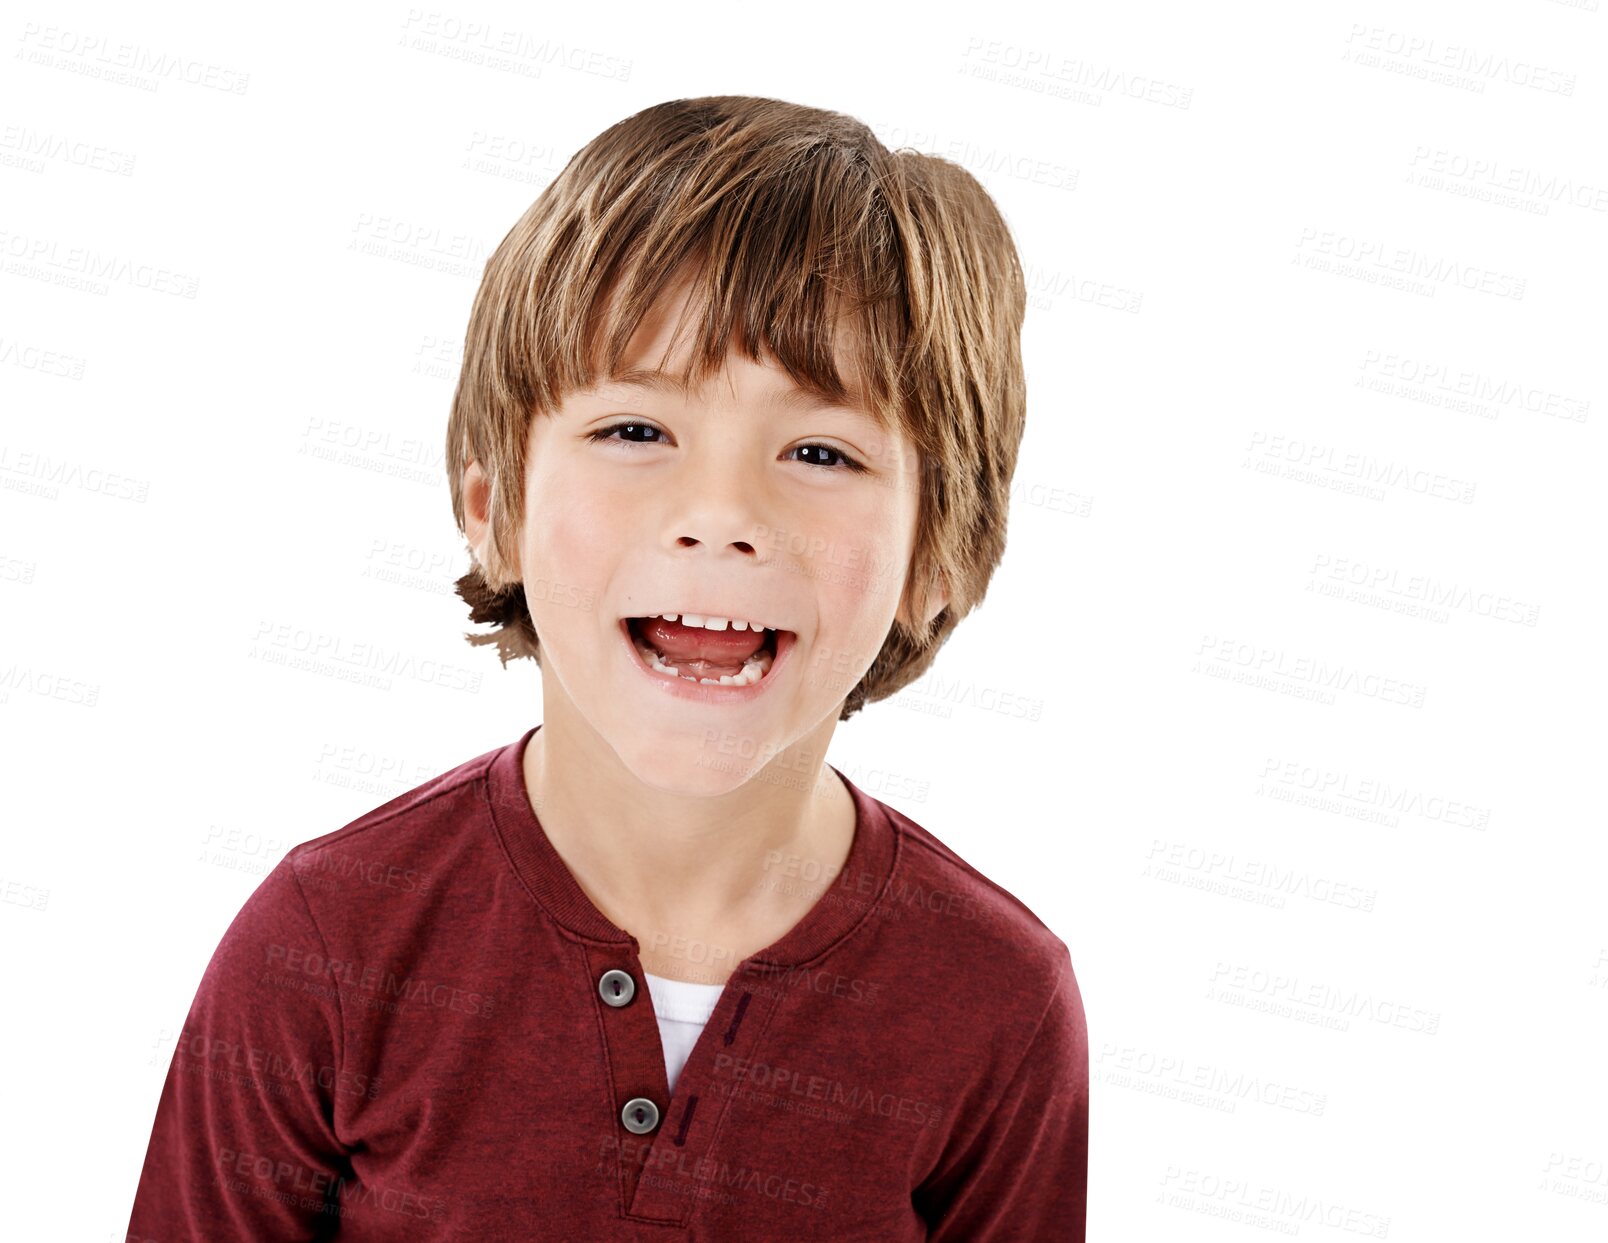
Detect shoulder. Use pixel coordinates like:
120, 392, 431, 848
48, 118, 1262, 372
223, 735, 513, 946
867, 794, 1084, 1058
278, 736, 505, 892
863, 792, 1088, 1124
877, 795, 1075, 977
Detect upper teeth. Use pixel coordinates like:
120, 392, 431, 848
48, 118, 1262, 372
651, 613, 773, 633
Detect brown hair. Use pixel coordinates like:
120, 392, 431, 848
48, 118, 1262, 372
445, 95, 1027, 721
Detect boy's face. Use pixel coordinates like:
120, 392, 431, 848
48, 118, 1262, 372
469, 275, 944, 793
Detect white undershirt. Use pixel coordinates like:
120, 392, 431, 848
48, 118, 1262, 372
641, 971, 727, 1094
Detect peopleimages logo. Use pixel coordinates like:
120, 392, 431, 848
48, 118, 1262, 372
263, 942, 495, 1017
214, 1148, 446, 1222
293, 849, 434, 896
712, 1051, 946, 1128
1160, 1165, 1390, 1237
1207, 962, 1440, 1036
174, 1027, 382, 1100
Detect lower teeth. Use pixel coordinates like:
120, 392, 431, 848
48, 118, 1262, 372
633, 637, 774, 687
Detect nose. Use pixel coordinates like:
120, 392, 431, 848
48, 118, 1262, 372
672, 504, 762, 557
666, 445, 770, 558
676, 533, 757, 554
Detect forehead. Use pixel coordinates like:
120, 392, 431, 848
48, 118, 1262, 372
592, 363, 868, 419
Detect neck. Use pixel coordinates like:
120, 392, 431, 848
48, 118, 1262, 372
520, 709, 856, 981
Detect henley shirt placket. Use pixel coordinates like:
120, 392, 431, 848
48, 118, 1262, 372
483, 731, 901, 1231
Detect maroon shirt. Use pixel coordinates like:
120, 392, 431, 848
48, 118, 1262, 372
127, 725, 1088, 1240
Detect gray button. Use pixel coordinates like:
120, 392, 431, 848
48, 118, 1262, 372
621, 1097, 660, 1134
598, 969, 636, 1007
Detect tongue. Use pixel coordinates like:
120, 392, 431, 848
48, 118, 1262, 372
637, 617, 766, 666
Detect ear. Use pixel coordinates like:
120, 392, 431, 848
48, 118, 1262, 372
462, 458, 499, 576
898, 564, 949, 632
922, 567, 950, 627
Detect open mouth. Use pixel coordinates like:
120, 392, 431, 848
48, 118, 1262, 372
621, 613, 789, 689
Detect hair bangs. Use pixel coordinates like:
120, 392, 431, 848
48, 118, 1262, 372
518, 159, 909, 441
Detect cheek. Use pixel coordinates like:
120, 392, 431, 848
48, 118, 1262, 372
522, 469, 617, 589
810, 494, 912, 644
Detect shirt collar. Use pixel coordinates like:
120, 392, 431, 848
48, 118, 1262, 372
484, 724, 898, 968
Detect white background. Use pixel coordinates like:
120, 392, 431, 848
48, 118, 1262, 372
2, 1, 1605, 1239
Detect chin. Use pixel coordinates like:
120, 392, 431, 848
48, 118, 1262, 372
608, 729, 774, 797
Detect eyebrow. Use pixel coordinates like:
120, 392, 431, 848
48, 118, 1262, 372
603, 367, 868, 418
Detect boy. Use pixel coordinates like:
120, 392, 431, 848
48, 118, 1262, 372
128, 95, 1087, 1240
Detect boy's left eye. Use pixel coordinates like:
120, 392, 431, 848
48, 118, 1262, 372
585, 422, 867, 473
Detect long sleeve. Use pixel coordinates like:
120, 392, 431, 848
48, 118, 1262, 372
913, 947, 1090, 1242
127, 857, 352, 1241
